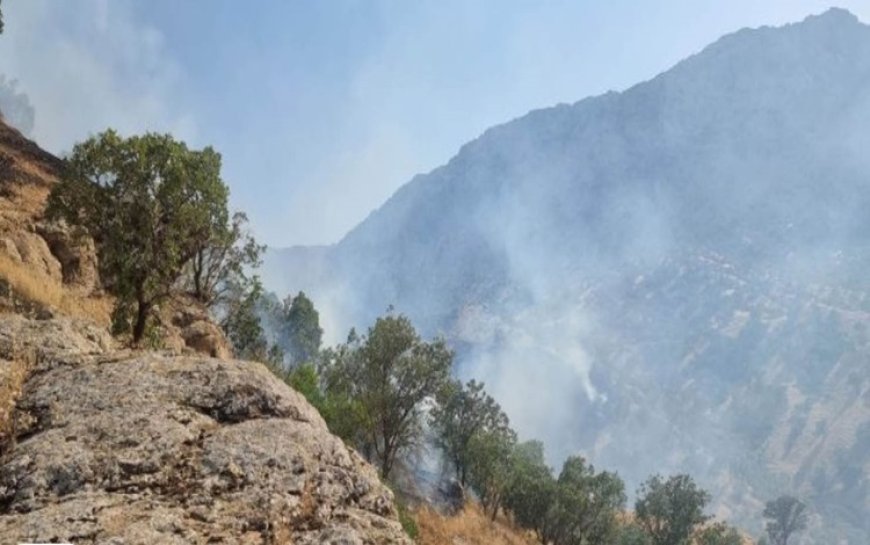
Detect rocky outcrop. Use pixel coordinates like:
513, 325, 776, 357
1, 230, 63, 283
164, 298, 234, 361
0, 315, 411, 544
36, 222, 100, 294
0, 120, 101, 298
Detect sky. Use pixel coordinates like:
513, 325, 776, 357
0, 1, 868, 247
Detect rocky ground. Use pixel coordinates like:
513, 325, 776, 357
0, 314, 411, 544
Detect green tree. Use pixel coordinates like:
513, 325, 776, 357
260, 291, 323, 366
47, 130, 231, 343
503, 440, 556, 540
220, 277, 282, 366
616, 523, 653, 545
315, 335, 365, 443
635, 474, 711, 545
544, 456, 626, 545
695, 522, 743, 545
182, 210, 263, 308
283, 291, 323, 364
467, 425, 517, 520
1, 0, 5, 34
762, 496, 807, 545
431, 378, 512, 486
287, 362, 326, 411
321, 314, 452, 478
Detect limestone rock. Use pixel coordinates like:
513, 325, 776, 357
8, 231, 62, 284
179, 319, 232, 360
37, 222, 100, 294
165, 297, 234, 360
0, 315, 411, 544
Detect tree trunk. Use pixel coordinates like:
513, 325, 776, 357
380, 440, 393, 478
132, 301, 151, 344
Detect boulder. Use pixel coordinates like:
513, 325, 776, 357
37, 222, 100, 294
165, 297, 234, 360
0, 316, 410, 544
180, 319, 233, 360
8, 231, 62, 284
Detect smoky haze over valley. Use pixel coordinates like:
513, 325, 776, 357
263, 9, 870, 543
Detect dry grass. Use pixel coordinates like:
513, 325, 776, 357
415, 503, 538, 545
416, 506, 757, 545
0, 253, 112, 326
0, 357, 31, 450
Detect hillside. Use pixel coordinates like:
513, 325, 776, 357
264, 9, 870, 542
0, 121, 413, 544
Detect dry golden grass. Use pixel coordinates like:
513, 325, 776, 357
416, 506, 757, 545
415, 503, 538, 545
0, 253, 112, 327
0, 356, 30, 449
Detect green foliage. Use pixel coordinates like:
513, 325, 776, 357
1, 0, 4, 34
466, 425, 517, 520
321, 314, 452, 478
396, 499, 419, 540
287, 362, 326, 412
431, 378, 512, 486
283, 291, 323, 364
260, 291, 323, 365
182, 211, 263, 308
220, 277, 283, 366
763, 495, 807, 545
543, 456, 626, 545
635, 474, 711, 545
615, 522, 653, 545
503, 440, 556, 539
695, 522, 743, 545
46, 130, 231, 343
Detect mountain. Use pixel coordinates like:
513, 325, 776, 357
264, 9, 870, 542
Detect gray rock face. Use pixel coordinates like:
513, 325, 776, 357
0, 316, 410, 544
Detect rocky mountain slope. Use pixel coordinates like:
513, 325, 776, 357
264, 9, 870, 543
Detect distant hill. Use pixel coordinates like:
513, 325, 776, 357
264, 9, 870, 542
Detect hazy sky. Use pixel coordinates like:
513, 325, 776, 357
0, 1, 867, 246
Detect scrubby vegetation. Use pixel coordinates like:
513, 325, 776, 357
245, 289, 782, 545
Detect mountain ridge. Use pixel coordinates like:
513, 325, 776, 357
263, 9, 870, 543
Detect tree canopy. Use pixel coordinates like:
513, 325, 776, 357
431, 378, 512, 486
282, 291, 323, 364
220, 277, 282, 366
635, 474, 711, 545
321, 313, 452, 478
182, 210, 263, 308
502, 440, 555, 539
763, 495, 808, 545
695, 522, 743, 545
47, 130, 234, 343
543, 456, 626, 545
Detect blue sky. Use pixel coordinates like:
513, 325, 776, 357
1, 1, 868, 246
